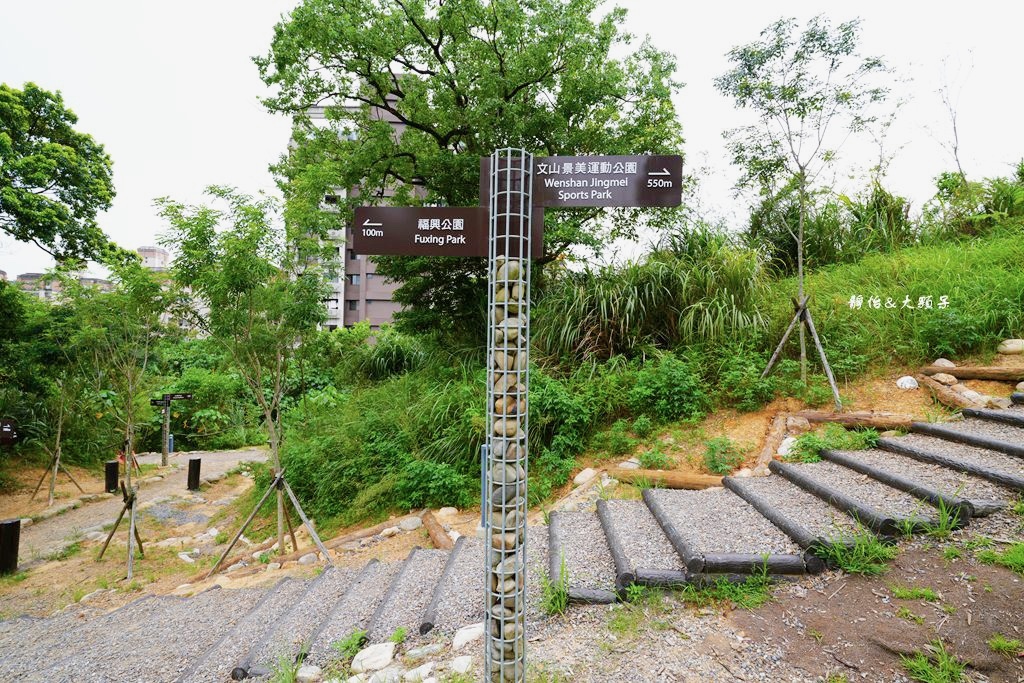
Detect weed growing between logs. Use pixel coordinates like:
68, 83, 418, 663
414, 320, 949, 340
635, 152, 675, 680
679, 561, 772, 609
784, 424, 879, 464
814, 532, 898, 575
330, 629, 366, 662
268, 653, 300, 683
539, 555, 569, 616
900, 639, 968, 683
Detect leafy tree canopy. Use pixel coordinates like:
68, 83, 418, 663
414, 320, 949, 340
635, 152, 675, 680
256, 0, 684, 339
0, 82, 115, 262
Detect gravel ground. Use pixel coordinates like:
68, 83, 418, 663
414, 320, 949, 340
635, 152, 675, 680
368, 549, 448, 642
552, 511, 617, 592
936, 416, 1024, 447
142, 501, 209, 526
0, 605, 98, 668
834, 448, 1012, 512
731, 474, 864, 542
603, 500, 685, 573
252, 567, 354, 673
894, 434, 1024, 480
646, 488, 802, 555
306, 561, 401, 665
187, 578, 309, 683
523, 525, 550, 629
787, 461, 939, 522
430, 539, 485, 635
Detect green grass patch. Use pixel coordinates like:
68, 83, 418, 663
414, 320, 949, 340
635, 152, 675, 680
900, 639, 968, 683
896, 606, 925, 625
539, 555, 569, 616
330, 629, 366, 662
987, 633, 1024, 657
814, 532, 898, 575
46, 541, 83, 562
890, 585, 940, 601
0, 571, 29, 588
784, 424, 878, 464
976, 542, 1024, 576
680, 563, 772, 609
388, 627, 407, 644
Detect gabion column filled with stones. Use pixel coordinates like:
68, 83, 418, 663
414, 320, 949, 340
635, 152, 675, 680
485, 148, 533, 683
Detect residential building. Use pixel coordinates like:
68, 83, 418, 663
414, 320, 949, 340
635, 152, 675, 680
15, 271, 113, 301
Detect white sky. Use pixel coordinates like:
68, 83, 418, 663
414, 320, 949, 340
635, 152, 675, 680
2, 0, 1022, 277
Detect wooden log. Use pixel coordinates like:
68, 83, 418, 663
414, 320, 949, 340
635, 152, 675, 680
610, 468, 723, 490
793, 410, 914, 430
422, 510, 453, 550
917, 374, 984, 410
920, 366, 1024, 381
420, 537, 465, 634
753, 415, 788, 476
596, 499, 634, 591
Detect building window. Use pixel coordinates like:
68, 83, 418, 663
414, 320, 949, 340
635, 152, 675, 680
366, 273, 375, 280
347, 300, 358, 311
349, 274, 360, 285
324, 194, 339, 206
347, 249, 355, 261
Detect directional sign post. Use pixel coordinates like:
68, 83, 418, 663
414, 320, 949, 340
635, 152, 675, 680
158, 393, 193, 466
351, 150, 682, 683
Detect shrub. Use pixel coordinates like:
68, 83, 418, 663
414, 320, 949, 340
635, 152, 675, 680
703, 437, 744, 475
632, 414, 654, 438
717, 348, 777, 412
785, 424, 878, 464
638, 446, 670, 470
628, 355, 709, 423
393, 460, 473, 510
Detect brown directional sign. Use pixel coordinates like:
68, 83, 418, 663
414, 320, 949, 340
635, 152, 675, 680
480, 154, 683, 208
164, 393, 193, 401
351, 206, 542, 258
150, 399, 170, 407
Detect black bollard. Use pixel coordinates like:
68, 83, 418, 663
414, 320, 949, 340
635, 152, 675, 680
0, 518, 20, 575
104, 460, 119, 494
187, 458, 201, 491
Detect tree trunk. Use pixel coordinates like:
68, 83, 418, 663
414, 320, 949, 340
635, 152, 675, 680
797, 174, 808, 384
919, 366, 1024, 381
793, 410, 914, 430
917, 374, 985, 409
267, 417, 285, 553
423, 510, 453, 550
609, 468, 723, 490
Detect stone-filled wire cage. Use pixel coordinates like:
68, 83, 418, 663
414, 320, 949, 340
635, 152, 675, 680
484, 149, 533, 683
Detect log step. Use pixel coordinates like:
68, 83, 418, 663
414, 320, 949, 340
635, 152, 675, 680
182, 578, 310, 683
724, 474, 866, 557
420, 537, 482, 636
770, 460, 939, 536
1012, 392, 1024, 405
547, 511, 618, 603
243, 567, 355, 678
963, 407, 1024, 428
912, 420, 1024, 459
877, 434, 1024, 493
367, 548, 448, 642
305, 560, 401, 666
643, 487, 809, 575
824, 448, 1009, 518
597, 499, 688, 588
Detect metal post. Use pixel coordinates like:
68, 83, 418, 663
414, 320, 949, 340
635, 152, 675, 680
480, 444, 487, 529
162, 404, 170, 467
0, 518, 20, 575
105, 461, 119, 494
485, 148, 532, 683
187, 458, 201, 491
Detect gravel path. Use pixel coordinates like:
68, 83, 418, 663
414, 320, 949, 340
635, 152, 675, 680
935, 416, 1024, 447
893, 434, 1024, 481
646, 488, 802, 555
186, 578, 309, 683
430, 539, 485, 635
552, 511, 617, 592
368, 549, 448, 642
834, 448, 1012, 513
0, 605, 98, 667
18, 448, 268, 561
252, 567, 354, 673
729, 475, 864, 543
306, 561, 401, 665
787, 461, 938, 522
602, 500, 685, 573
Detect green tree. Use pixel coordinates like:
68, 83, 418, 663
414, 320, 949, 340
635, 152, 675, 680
256, 0, 684, 341
715, 15, 888, 381
0, 83, 115, 261
157, 186, 330, 549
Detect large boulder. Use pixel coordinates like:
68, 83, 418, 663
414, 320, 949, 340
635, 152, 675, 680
997, 339, 1024, 355
896, 376, 919, 390
351, 642, 396, 674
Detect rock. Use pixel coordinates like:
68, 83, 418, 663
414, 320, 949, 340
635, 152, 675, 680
880, 430, 901, 438
266, 562, 282, 571
341, 541, 362, 552
298, 552, 319, 565
351, 642, 396, 674
987, 397, 1012, 409
79, 589, 108, 603
381, 526, 401, 538
368, 667, 403, 683
225, 561, 245, 573
960, 389, 984, 403
785, 416, 812, 434
205, 527, 220, 538
297, 664, 324, 682
399, 516, 423, 532
452, 622, 484, 650
1017, 381, 1024, 392
573, 468, 598, 486
156, 536, 189, 549
172, 583, 193, 595
733, 468, 753, 478
437, 507, 458, 519
617, 458, 641, 470
997, 339, 1024, 355
178, 552, 196, 564
84, 531, 107, 542
450, 656, 473, 674
933, 358, 956, 368
600, 475, 618, 488
932, 373, 958, 386
561, 502, 579, 512
347, 676, 368, 683
239, 534, 252, 545
405, 644, 443, 662
896, 376, 919, 390
403, 662, 434, 681
777, 436, 798, 457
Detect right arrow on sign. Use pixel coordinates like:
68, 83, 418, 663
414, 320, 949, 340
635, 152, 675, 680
648, 168, 671, 176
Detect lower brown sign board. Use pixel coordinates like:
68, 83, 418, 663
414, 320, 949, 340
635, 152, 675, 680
352, 206, 543, 258
480, 154, 683, 208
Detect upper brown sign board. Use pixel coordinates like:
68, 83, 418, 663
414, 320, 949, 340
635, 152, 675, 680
480, 154, 683, 208
351, 206, 543, 258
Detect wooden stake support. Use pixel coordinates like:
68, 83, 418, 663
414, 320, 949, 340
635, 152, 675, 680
762, 296, 842, 411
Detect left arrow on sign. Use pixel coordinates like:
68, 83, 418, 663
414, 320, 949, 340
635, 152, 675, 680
362, 219, 383, 227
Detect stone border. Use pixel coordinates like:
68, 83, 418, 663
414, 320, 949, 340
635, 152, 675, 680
911, 422, 1024, 459
876, 437, 1024, 492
